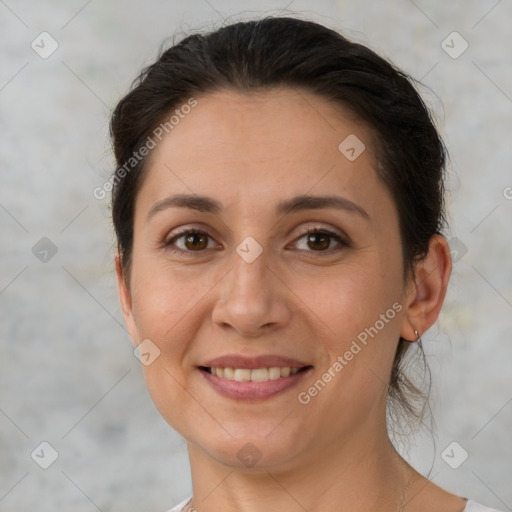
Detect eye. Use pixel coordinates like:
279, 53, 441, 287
164, 228, 219, 255
163, 226, 349, 257
292, 227, 348, 254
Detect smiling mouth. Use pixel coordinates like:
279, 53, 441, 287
200, 365, 312, 382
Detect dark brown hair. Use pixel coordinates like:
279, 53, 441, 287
110, 16, 448, 427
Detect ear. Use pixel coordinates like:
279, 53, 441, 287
115, 253, 139, 346
400, 234, 452, 341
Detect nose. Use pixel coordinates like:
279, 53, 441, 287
211, 243, 291, 338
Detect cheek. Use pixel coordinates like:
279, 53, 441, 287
299, 260, 395, 340
296, 260, 403, 393
129, 265, 210, 433
131, 258, 198, 334
129, 259, 225, 367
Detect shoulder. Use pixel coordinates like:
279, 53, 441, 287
165, 496, 192, 512
464, 500, 506, 512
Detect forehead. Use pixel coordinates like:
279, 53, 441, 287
137, 87, 389, 220
153, 86, 375, 162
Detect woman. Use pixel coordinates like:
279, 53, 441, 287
109, 16, 503, 512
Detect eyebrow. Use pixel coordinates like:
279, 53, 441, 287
146, 193, 370, 222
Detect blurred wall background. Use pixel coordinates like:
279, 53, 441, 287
1, 1, 511, 511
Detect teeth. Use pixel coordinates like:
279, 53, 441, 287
268, 367, 281, 380
208, 366, 302, 382
250, 368, 269, 382
233, 369, 251, 382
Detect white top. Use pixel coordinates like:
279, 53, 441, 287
167, 497, 504, 512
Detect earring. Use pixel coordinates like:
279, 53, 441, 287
414, 329, 425, 352
403, 329, 421, 343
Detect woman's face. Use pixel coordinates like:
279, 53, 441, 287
117, 87, 417, 469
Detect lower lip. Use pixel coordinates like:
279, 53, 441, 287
199, 367, 313, 401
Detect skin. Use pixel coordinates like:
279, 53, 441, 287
116, 87, 463, 512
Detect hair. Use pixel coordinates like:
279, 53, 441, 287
110, 15, 448, 429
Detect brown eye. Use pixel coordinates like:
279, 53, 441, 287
306, 232, 331, 251
183, 232, 208, 250
165, 229, 217, 255
164, 227, 347, 257
293, 227, 348, 254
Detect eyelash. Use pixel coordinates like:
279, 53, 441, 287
163, 226, 349, 257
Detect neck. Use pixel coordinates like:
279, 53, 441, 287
186, 421, 413, 512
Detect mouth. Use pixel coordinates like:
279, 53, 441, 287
200, 365, 310, 382
197, 356, 313, 400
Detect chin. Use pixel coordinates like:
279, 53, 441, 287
188, 421, 308, 472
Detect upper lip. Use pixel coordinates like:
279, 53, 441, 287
201, 354, 312, 369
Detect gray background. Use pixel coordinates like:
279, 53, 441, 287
1, 1, 511, 511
